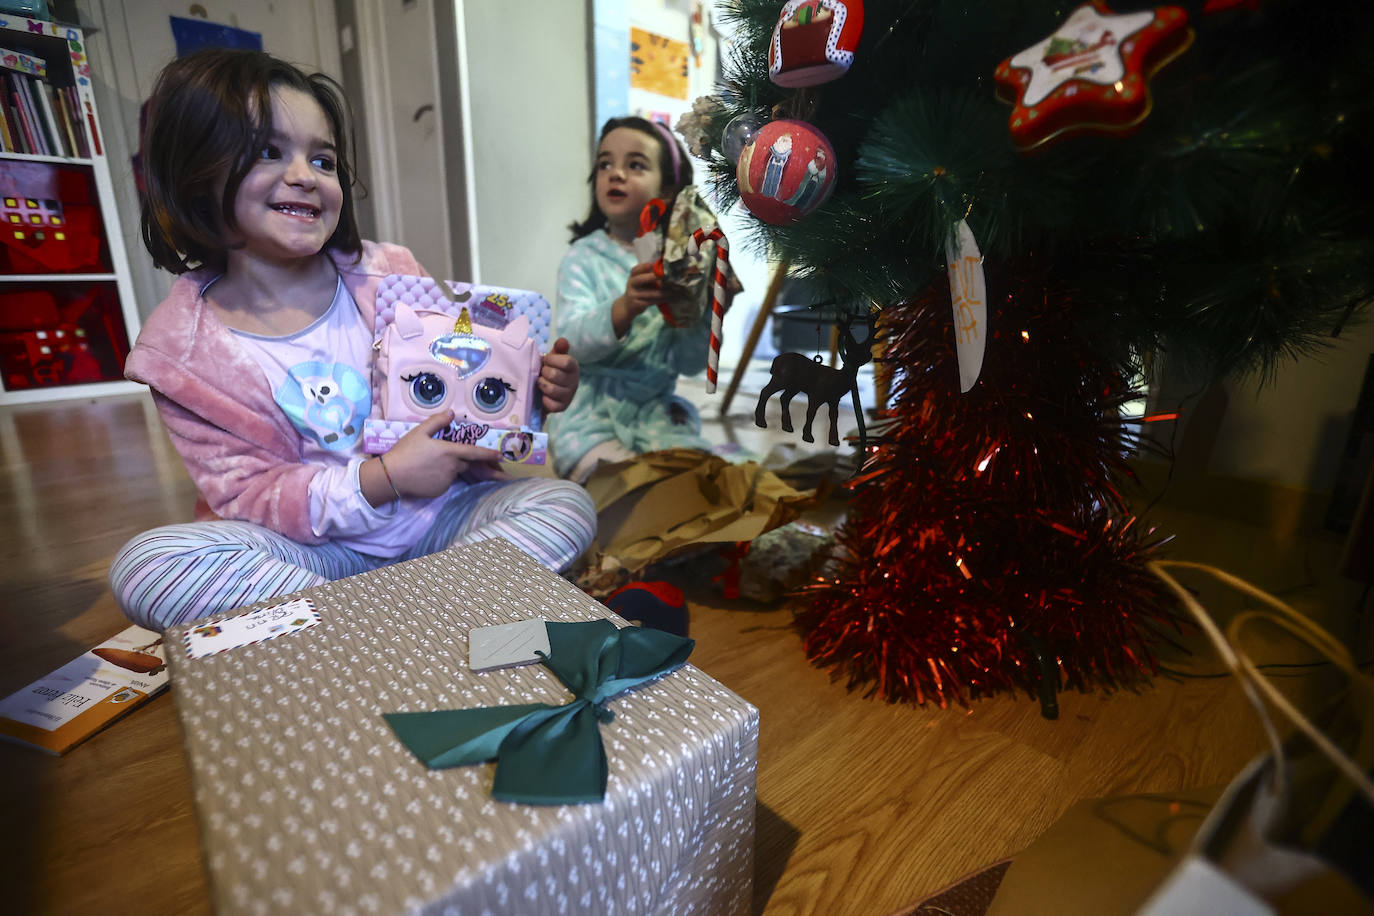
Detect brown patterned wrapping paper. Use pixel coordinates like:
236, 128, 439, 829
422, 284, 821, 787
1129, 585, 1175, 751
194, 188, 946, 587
164, 539, 758, 915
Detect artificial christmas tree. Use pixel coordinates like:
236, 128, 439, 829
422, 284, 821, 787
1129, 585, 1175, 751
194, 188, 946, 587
697, 0, 1374, 707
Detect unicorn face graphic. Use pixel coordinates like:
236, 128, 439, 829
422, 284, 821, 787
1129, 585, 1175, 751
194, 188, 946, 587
378, 303, 542, 428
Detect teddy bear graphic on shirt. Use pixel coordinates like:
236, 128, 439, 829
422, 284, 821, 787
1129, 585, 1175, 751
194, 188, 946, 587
276, 361, 371, 450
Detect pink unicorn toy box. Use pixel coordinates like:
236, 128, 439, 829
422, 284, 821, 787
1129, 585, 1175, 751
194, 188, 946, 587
362, 275, 551, 464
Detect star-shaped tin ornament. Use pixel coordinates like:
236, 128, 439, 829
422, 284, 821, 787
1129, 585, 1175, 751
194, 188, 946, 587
994, 2, 1192, 151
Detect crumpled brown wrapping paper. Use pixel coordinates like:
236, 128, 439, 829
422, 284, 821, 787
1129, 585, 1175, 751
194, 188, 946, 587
574, 448, 820, 596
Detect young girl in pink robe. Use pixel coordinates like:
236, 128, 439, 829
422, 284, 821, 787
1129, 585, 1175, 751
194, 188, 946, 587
111, 49, 596, 631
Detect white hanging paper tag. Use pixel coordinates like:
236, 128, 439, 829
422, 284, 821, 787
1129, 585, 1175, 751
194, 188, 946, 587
468, 618, 550, 672
945, 219, 987, 393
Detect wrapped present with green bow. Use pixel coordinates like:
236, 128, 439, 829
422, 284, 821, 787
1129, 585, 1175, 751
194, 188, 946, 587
384, 618, 695, 804
163, 538, 759, 915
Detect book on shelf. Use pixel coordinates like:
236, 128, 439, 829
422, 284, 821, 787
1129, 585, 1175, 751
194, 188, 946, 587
0, 93, 13, 152
22, 74, 57, 156
31, 77, 65, 156
5, 72, 41, 155
63, 86, 90, 157
0, 624, 170, 755
1, 48, 46, 155
51, 84, 77, 157
0, 45, 88, 158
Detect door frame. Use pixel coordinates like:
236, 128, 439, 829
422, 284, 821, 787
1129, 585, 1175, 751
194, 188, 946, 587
346, 0, 476, 280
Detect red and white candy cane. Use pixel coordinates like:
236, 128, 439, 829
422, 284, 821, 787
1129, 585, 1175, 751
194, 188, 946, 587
688, 226, 730, 393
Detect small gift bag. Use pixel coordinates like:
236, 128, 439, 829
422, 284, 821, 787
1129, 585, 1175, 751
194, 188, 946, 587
633, 185, 742, 328
1136, 561, 1374, 915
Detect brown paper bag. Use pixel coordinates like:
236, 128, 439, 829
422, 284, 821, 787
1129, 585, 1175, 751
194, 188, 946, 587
575, 448, 819, 595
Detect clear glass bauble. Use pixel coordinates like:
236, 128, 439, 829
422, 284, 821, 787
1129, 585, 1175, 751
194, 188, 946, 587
721, 113, 765, 165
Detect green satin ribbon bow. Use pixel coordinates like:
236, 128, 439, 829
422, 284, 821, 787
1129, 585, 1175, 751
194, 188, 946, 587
383, 619, 694, 805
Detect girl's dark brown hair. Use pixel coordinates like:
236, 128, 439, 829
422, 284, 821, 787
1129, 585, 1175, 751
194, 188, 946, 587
139, 48, 363, 274
567, 115, 692, 243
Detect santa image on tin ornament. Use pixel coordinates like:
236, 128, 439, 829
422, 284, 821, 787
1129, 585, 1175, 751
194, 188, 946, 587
769, 0, 864, 88
994, 2, 1192, 150
737, 118, 837, 225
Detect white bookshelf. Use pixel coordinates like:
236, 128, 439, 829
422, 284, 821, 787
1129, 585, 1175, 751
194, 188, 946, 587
0, 13, 140, 405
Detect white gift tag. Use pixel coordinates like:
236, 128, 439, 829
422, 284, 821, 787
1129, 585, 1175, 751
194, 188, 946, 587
183, 598, 320, 660
945, 219, 987, 393
468, 618, 550, 672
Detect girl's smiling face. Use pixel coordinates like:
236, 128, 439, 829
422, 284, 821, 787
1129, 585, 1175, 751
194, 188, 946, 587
229, 86, 343, 265
595, 127, 665, 242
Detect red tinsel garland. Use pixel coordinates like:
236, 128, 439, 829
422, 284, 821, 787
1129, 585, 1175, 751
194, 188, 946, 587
793, 267, 1181, 707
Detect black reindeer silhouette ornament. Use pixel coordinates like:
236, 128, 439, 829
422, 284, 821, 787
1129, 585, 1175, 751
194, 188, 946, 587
755, 316, 872, 447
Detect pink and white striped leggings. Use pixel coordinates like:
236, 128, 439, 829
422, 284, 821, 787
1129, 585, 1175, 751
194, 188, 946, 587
110, 477, 596, 632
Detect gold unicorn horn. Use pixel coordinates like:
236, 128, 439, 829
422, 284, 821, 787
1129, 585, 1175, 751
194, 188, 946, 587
453, 307, 473, 335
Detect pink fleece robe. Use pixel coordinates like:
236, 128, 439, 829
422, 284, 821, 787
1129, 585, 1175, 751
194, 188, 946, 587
124, 241, 425, 544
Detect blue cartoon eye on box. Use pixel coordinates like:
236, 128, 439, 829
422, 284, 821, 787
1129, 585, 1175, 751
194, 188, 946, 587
363, 276, 550, 464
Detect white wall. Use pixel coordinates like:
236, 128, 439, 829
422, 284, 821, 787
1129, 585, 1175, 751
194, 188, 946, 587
460, 1, 591, 318
626, 0, 717, 121
77, 0, 341, 322
621, 0, 774, 373
1208, 319, 1374, 491
352, 0, 452, 277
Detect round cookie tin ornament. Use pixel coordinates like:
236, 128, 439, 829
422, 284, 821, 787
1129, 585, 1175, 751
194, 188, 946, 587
769, 0, 865, 88
736, 118, 837, 225
993, 2, 1192, 151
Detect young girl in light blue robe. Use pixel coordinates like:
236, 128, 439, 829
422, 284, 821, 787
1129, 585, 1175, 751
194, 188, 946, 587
551, 116, 715, 482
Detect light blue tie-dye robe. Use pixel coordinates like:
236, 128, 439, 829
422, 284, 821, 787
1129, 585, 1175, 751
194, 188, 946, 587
550, 229, 714, 477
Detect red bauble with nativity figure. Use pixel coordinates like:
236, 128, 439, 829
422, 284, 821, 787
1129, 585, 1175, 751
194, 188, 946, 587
736, 118, 837, 225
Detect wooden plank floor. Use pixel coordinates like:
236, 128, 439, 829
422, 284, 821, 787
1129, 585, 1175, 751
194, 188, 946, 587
0, 388, 1365, 915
